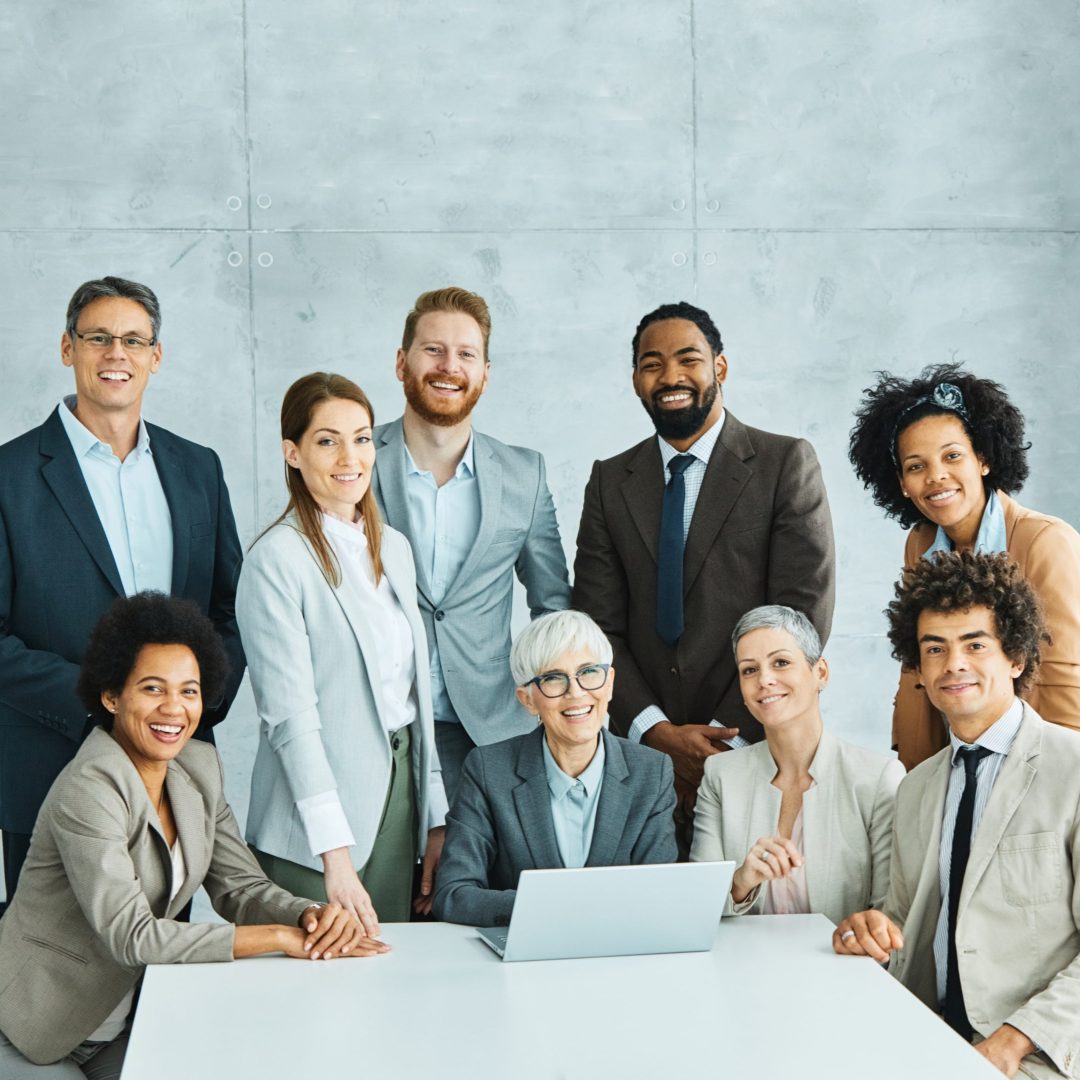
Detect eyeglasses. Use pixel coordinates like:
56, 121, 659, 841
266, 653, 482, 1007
73, 331, 157, 352
522, 663, 611, 698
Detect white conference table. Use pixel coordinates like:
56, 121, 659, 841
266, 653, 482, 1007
122, 915, 999, 1079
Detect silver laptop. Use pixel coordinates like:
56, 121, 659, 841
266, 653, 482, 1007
477, 860, 735, 962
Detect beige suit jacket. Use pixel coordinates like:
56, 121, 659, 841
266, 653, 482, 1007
0, 728, 312, 1065
884, 706, 1080, 1078
892, 492, 1080, 769
690, 731, 904, 924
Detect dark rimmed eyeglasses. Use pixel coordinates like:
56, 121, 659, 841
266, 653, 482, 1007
522, 663, 611, 698
73, 330, 157, 352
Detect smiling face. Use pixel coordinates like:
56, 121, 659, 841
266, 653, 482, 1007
396, 310, 489, 427
632, 318, 726, 446
102, 643, 202, 770
896, 413, 989, 543
736, 626, 828, 731
515, 647, 613, 758
917, 605, 1023, 740
60, 296, 161, 425
283, 397, 375, 520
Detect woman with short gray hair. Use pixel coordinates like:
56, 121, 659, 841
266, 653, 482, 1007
434, 610, 677, 927
690, 605, 905, 924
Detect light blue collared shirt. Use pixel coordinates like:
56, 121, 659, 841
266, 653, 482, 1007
923, 488, 1008, 559
403, 436, 480, 726
542, 733, 606, 868
933, 697, 1024, 1003
58, 396, 173, 596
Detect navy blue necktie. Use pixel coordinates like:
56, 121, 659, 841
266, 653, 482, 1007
943, 745, 992, 1040
656, 454, 694, 647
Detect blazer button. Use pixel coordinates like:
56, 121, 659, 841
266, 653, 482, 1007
669, 665, 678, 675
435, 610, 445, 621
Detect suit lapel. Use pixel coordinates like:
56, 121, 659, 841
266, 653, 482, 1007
512, 731, 563, 869
620, 438, 664, 563
585, 731, 630, 867
683, 414, 754, 593
444, 432, 501, 596
164, 760, 210, 915
148, 426, 186, 595
39, 410, 125, 598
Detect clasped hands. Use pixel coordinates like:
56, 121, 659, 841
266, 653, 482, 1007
731, 835, 803, 904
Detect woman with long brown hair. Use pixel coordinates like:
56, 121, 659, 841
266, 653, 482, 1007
237, 372, 447, 931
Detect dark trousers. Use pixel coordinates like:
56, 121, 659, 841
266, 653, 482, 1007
1, 831, 31, 914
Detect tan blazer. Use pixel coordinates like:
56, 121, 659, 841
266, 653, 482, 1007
689, 732, 904, 924
0, 728, 312, 1065
893, 491, 1080, 769
884, 706, 1080, 1078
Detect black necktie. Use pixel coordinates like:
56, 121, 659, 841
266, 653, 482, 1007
943, 745, 992, 1039
656, 454, 694, 647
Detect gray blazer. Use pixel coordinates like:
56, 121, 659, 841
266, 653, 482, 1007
0, 728, 310, 1066
690, 732, 905, 924
433, 727, 677, 927
884, 706, 1080, 1077
237, 517, 442, 869
372, 419, 571, 746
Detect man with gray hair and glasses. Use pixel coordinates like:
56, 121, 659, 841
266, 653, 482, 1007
0, 276, 245, 909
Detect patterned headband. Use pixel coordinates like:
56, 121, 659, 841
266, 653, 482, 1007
890, 382, 970, 467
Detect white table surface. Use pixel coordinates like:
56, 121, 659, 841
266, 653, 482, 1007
122, 915, 1000, 1080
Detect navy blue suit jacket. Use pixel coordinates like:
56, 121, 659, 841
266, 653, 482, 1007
0, 406, 245, 834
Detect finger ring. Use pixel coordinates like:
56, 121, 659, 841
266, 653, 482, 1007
840, 930, 855, 943
759, 849, 771, 860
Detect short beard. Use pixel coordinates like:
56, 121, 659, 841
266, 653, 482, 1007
402, 369, 483, 428
642, 379, 719, 440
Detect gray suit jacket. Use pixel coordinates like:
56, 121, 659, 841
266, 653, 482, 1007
573, 412, 835, 739
690, 732, 904, 923
884, 706, 1080, 1078
372, 419, 571, 745
0, 728, 310, 1065
237, 517, 442, 868
433, 727, 677, 927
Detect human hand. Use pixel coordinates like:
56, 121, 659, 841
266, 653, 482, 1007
731, 835, 803, 903
413, 826, 446, 916
644, 722, 739, 786
321, 847, 380, 938
832, 910, 904, 963
973, 1025, 1035, 1078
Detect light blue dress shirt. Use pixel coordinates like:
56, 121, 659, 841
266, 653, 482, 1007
923, 488, 1008, 558
542, 733, 606, 868
58, 397, 173, 596
403, 436, 481, 726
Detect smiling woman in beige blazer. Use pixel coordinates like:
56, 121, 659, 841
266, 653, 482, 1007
690, 605, 904, 924
0, 593, 383, 1076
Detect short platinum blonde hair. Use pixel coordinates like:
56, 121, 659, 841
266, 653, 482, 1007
731, 605, 822, 665
510, 610, 614, 686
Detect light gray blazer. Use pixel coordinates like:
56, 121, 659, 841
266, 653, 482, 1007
0, 728, 310, 1066
433, 727, 677, 927
237, 516, 441, 869
372, 419, 571, 746
690, 731, 905, 924
885, 706, 1080, 1078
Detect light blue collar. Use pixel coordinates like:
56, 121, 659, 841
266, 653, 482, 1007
59, 395, 152, 459
403, 432, 475, 480
657, 408, 726, 470
923, 487, 1007, 558
947, 696, 1023, 763
542, 732, 605, 800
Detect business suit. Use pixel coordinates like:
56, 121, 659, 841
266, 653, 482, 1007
884, 706, 1080, 1079
433, 727, 677, 927
372, 419, 571, 750
690, 733, 904, 923
0, 406, 245, 890
893, 492, 1080, 769
573, 412, 835, 740
237, 516, 441, 871
0, 727, 310, 1066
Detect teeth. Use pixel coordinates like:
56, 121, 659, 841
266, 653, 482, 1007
759, 695, 784, 704
100, 372, 130, 381
430, 381, 460, 390
928, 491, 957, 501
562, 707, 592, 717
659, 392, 691, 403
150, 724, 182, 734
333, 474, 359, 482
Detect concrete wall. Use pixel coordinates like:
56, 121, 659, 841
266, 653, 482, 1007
2, 2, 1077, 866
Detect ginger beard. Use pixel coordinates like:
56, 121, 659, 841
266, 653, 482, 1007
401, 366, 485, 427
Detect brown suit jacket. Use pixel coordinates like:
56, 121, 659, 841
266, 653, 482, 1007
572, 412, 835, 740
893, 491, 1080, 769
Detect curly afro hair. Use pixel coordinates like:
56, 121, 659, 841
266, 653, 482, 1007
631, 302, 723, 366
848, 363, 1030, 528
885, 551, 1045, 695
77, 591, 230, 729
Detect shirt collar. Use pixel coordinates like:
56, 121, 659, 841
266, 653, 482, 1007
657, 408, 726, 470
542, 732, 605, 800
59, 395, 151, 459
403, 433, 475, 480
947, 696, 1024, 764
924, 488, 1007, 558
321, 510, 367, 546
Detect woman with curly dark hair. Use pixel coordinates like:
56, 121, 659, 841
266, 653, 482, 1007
849, 362, 1080, 769
0, 593, 386, 1076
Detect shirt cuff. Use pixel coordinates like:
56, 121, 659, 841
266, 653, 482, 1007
296, 791, 356, 856
629, 705, 669, 744
709, 721, 750, 750
426, 768, 449, 830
